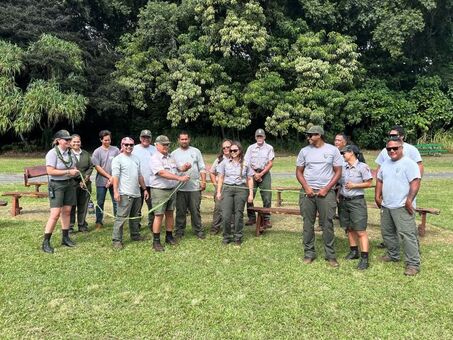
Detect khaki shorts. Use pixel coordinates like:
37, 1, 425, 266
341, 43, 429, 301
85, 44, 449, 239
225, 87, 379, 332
338, 197, 368, 231
49, 179, 77, 208
151, 188, 176, 215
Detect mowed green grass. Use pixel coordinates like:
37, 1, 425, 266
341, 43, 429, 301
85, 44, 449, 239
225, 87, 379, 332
1, 154, 453, 338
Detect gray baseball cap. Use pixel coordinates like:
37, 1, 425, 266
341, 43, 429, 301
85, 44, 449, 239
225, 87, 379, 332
155, 135, 170, 145
54, 129, 72, 140
255, 128, 266, 137
140, 129, 152, 138
306, 125, 325, 135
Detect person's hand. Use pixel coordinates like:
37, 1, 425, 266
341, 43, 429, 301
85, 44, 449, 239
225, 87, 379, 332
253, 173, 262, 182
114, 192, 120, 202
182, 162, 192, 171
216, 192, 222, 201
345, 181, 355, 190
143, 190, 149, 201
247, 194, 254, 203
68, 168, 79, 177
405, 199, 414, 215
105, 178, 112, 188
318, 187, 328, 197
305, 187, 315, 197
179, 175, 190, 182
79, 181, 86, 189
375, 197, 382, 209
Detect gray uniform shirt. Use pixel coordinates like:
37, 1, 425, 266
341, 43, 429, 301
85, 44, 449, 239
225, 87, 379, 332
217, 159, 254, 185
296, 143, 343, 190
375, 142, 422, 166
339, 160, 373, 197
45, 146, 77, 180
171, 146, 206, 192
244, 142, 275, 170
132, 144, 156, 187
111, 154, 142, 198
149, 151, 179, 189
91, 146, 120, 187
377, 156, 421, 209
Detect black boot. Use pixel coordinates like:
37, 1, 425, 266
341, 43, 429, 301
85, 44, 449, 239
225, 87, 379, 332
62, 229, 76, 247
357, 257, 369, 270
344, 247, 359, 260
42, 233, 54, 253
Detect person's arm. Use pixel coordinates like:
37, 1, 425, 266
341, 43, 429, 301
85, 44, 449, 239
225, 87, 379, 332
318, 166, 342, 197
46, 166, 78, 177
139, 175, 149, 200
112, 176, 120, 202
255, 160, 273, 181
199, 171, 207, 191
157, 169, 190, 182
417, 162, 424, 178
296, 166, 314, 197
405, 178, 421, 214
209, 172, 217, 186
247, 175, 254, 203
375, 179, 383, 208
345, 179, 373, 190
95, 165, 112, 180
216, 174, 224, 200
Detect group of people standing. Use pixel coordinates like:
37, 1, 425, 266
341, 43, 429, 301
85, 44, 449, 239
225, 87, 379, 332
42, 125, 423, 276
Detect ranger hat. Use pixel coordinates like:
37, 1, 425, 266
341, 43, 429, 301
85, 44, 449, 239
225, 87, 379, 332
255, 128, 266, 137
54, 129, 72, 140
155, 135, 170, 145
306, 125, 325, 136
140, 129, 152, 138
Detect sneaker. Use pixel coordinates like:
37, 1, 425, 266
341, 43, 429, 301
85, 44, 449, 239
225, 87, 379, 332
327, 259, 340, 268
379, 255, 400, 262
112, 241, 123, 250
404, 266, 419, 276
152, 241, 164, 252
357, 258, 369, 270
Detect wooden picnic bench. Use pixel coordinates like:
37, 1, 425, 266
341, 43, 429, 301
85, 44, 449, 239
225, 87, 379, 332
1, 165, 49, 216
415, 143, 448, 156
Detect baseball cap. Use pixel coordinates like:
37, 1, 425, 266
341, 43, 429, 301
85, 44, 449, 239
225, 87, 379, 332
140, 129, 152, 138
306, 125, 325, 135
340, 144, 360, 155
54, 130, 72, 140
155, 135, 170, 145
255, 129, 266, 137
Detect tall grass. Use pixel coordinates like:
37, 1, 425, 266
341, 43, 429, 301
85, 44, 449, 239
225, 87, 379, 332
418, 129, 453, 152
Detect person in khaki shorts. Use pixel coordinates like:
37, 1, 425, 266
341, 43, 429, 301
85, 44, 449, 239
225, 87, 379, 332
42, 130, 79, 253
296, 125, 342, 268
338, 145, 373, 270
149, 135, 190, 252
375, 138, 422, 276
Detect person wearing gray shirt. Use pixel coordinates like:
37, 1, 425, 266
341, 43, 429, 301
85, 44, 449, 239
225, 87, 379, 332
132, 129, 157, 229
296, 125, 342, 268
111, 137, 148, 249
171, 131, 207, 239
91, 130, 120, 230
375, 138, 421, 276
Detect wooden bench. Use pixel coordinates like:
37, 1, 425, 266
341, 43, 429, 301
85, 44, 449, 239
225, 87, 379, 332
2, 191, 48, 216
273, 186, 300, 207
415, 143, 448, 156
24, 165, 48, 192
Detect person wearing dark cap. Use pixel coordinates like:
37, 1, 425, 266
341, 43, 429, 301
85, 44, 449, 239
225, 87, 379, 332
338, 145, 373, 270
244, 128, 275, 227
132, 129, 157, 230
149, 135, 190, 251
42, 130, 79, 253
296, 125, 343, 267
111, 137, 148, 249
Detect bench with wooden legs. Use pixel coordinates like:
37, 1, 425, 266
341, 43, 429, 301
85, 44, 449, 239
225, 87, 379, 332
24, 165, 48, 192
2, 192, 48, 216
248, 205, 440, 237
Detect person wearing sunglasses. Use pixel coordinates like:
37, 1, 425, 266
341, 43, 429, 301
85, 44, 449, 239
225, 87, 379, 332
111, 137, 148, 249
209, 139, 233, 234
216, 141, 254, 245
338, 145, 373, 270
244, 129, 275, 228
375, 138, 421, 276
296, 125, 343, 267
374, 125, 423, 249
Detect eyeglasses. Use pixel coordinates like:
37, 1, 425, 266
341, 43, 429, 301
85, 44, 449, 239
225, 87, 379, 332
222, 146, 231, 149
306, 133, 319, 138
230, 149, 239, 153
386, 146, 401, 152
123, 143, 134, 147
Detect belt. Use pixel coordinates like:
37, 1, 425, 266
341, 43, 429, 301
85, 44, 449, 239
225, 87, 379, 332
50, 179, 74, 182
340, 195, 364, 201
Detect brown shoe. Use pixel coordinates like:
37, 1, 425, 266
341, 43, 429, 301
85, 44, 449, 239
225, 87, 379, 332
112, 241, 123, 250
379, 255, 400, 262
152, 241, 164, 252
95, 223, 103, 231
303, 257, 314, 264
327, 259, 340, 268
245, 219, 256, 226
404, 266, 419, 276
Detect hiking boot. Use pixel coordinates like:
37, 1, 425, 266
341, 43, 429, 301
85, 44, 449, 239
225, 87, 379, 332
327, 259, 340, 268
404, 266, 419, 276
112, 241, 123, 250
165, 235, 177, 245
62, 235, 76, 247
245, 219, 256, 226
42, 239, 54, 254
78, 225, 89, 233
153, 240, 164, 252
357, 257, 369, 270
303, 257, 314, 264
379, 255, 400, 263
345, 249, 360, 260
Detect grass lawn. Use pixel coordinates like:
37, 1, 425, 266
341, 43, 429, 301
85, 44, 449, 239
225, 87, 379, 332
1, 153, 452, 338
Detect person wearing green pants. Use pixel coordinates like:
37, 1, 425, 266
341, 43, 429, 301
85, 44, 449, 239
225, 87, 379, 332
245, 129, 274, 227
296, 125, 343, 268
375, 138, 422, 276
216, 141, 254, 245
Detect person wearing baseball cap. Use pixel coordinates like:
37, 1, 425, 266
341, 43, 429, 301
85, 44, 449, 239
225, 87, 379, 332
42, 130, 78, 253
244, 128, 275, 227
132, 129, 157, 230
296, 125, 343, 267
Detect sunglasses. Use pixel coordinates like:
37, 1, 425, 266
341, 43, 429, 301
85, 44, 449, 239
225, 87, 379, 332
386, 146, 401, 152
230, 149, 239, 153
389, 134, 399, 137
122, 143, 134, 147
306, 133, 319, 138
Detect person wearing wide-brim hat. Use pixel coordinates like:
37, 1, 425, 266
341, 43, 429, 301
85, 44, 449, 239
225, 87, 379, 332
42, 129, 79, 253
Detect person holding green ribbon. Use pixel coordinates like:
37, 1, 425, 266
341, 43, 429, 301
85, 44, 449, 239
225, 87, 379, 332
42, 130, 79, 253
